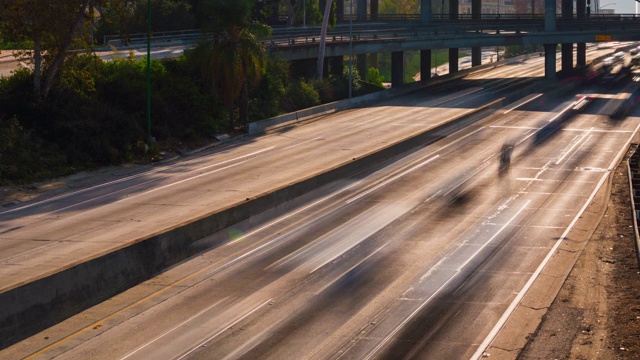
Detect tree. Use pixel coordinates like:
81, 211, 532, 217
316, 0, 333, 78
0, 0, 98, 99
200, 0, 270, 132
379, 0, 418, 14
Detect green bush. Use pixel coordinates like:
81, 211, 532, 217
282, 80, 320, 112
367, 67, 384, 87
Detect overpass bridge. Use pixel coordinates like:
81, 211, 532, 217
106, 11, 640, 86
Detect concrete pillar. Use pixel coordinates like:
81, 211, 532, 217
449, 48, 459, 74
577, 0, 586, 19
562, 0, 573, 19
369, 53, 378, 70
330, 56, 344, 77
323, 57, 330, 78
449, 0, 459, 20
576, 0, 586, 68
392, 51, 404, 87
371, 0, 379, 21
336, 0, 344, 22
471, 0, 481, 66
421, 0, 432, 24
545, 0, 556, 31
421, 49, 432, 81
357, 0, 367, 20
472, 47, 482, 67
544, 44, 557, 80
561, 43, 573, 73
577, 43, 586, 67
472, 0, 481, 19
357, 54, 367, 79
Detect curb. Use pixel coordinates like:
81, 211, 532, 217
626, 145, 640, 270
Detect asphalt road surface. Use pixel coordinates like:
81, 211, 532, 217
2, 45, 638, 359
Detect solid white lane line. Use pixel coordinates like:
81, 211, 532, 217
282, 137, 323, 150
502, 93, 543, 114
117, 159, 254, 202
345, 155, 440, 204
363, 201, 530, 360
193, 147, 275, 172
491, 125, 634, 133
176, 299, 272, 360
1, 147, 276, 216
555, 128, 592, 165
470, 121, 640, 360
120, 298, 228, 360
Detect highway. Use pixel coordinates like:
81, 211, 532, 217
1, 45, 639, 359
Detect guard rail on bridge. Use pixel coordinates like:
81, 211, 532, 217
103, 13, 640, 50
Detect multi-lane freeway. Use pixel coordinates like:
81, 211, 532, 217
2, 45, 639, 359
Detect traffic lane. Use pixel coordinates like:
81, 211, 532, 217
175, 96, 593, 358
0, 78, 489, 219
227, 119, 592, 360
12, 88, 608, 358
0, 41, 580, 222
6, 90, 556, 360
0, 82, 519, 290
354, 114, 639, 359
0, 80, 500, 223
1, 60, 540, 221
312, 97, 628, 357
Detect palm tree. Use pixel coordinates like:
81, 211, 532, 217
317, 0, 334, 78
202, 0, 270, 132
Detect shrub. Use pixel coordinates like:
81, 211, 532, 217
282, 80, 320, 112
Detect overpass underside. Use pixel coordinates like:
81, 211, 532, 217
290, 0, 596, 87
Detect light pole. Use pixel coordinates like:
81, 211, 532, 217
349, 0, 353, 98
146, 0, 154, 143
303, 0, 306, 27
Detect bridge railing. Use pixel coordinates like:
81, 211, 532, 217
103, 14, 640, 50
103, 29, 203, 46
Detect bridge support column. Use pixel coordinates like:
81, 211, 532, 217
421, 0, 432, 24
544, 44, 557, 80
357, 0, 367, 20
545, 0, 556, 31
472, 47, 482, 67
369, 53, 378, 70
561, 43, 573, 74
449, 0, 459, 20
323, 57, 329, 78
449, 48, 459, 74
336, 0, 344, 21
577, 43, 586, 67
357, 54, 367, 80
371, 0, 379, 21
471, 0, 481, 67
330, 56, 343, 78
576, 0, 586, 68
392, 51, 404, 87
421, 49, 432, 81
